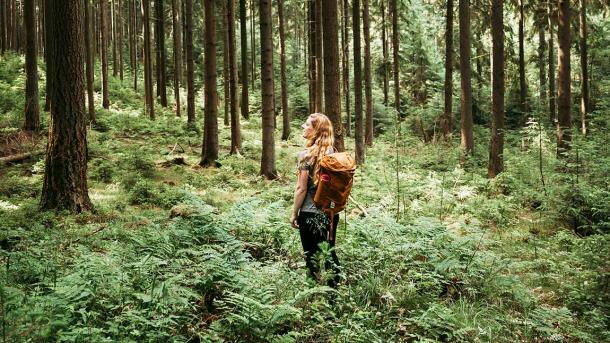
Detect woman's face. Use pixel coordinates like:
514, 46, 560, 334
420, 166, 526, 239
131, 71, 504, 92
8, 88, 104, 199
302, 117, 314, 139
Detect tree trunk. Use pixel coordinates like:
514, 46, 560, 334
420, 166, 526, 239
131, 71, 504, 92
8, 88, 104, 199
1, 0, 6, 54
155, 0, 167, 107
547, 0, 555, 124
538, 21, 546, 109
200, 0, 219, 167
23, 0, 40, 132
228, 0, 241, 154
381, 0, 388, 107
84, 0, 96, 124
459, 0, 473, 156
353, 0, 364, 163
308, 0, 316, 113
363, 0, 373, 146
341, 0, 351, 137
278, 0, 290, 140
101, 0, 110, 109
43, 0, 51, 111
131, 0, 138, 91
556, 0, 571, 157
222, 2, 230, 126
118, 0, 123, 80
390, 0, 399, 116
185, 0, 194, 124
239, 0, 249, 120
518, 0, 527, 120
259, 0, 277, 179
172, 0, 182, 116
441, 0, 453, 137
314, 0, 323, 112
488, 0, 504, 178
112, 0, 118, 77
579, 0, 588, 135
323, 0, 343, 151
40, 0, 92, 213
250, 0, 255, 88
143, 0, 154, 118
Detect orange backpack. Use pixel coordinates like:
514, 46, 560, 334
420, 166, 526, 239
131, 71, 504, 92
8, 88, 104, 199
313, 152, 356, 241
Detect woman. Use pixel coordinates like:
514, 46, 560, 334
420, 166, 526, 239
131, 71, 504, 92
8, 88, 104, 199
290, 113, 340, 288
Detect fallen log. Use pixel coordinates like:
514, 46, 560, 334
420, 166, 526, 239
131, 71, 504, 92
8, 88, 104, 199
0, 150, 44, 165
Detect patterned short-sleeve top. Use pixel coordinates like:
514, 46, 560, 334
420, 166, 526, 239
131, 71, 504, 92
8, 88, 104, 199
297, 148, 335, 215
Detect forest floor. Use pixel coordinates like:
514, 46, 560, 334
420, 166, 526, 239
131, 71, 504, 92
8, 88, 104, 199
1, 53, 609, 342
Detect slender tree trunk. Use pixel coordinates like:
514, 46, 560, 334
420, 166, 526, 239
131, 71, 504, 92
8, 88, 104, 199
579, 0, 588, 135
172, 0, 182, 116
547, 0, 556, 124
185, 0, 194, 124
353, 0, 364, 163
488, 0, 504, 178
363, 0, 373, 146
155, 0, 167, 106
441, 0, 454, 137
278, 0, 290, 140
222, 2, 230, 126
341, 0, 351, 137
112, 0, 117, 77
40, 0, 92, 213
43, 0, 51, 111
459, 0, 473, 156
538, 21, 546, 109
259, 0, 277, 179
556, 0, 571, 157
240, 0, 249, 120
131, 0, 137, 91
24, 0, 40, 132
250, 0, 255, 88
381, 0, 388, 107
314, 0, 323, 112
200, 0, 219, 167
118, 0, 123, 80
228, 0, 241, 154
308, 0, 316, 112
518, 0, 527, 119
1, 0, 5, 54
101, 0, 110, 109
84, 0, 96, 123
390, 0, 399, 116
143, 0, 154, 118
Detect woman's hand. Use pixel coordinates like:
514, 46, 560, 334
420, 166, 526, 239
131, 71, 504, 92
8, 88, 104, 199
290, 213, 299, 229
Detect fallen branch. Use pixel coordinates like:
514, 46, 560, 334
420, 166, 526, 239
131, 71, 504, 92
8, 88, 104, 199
0, 150, 44, 165
349, 195, 369, 217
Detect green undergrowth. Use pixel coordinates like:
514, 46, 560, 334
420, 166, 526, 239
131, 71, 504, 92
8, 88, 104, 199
1, 54, 609, 342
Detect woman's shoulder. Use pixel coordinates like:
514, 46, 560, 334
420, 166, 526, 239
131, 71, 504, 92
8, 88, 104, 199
297, 150, 310, 170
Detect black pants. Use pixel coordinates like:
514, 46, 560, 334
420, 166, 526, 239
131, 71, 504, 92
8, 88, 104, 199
297, 211, 341, 288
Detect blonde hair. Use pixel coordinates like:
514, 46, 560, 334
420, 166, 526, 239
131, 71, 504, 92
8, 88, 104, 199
304, 113, 335, 185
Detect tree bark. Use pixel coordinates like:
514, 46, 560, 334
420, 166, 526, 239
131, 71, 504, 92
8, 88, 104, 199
556, 0, 571, 157
84, 0, 96, 124
143, 0, 154, 118
228, 0, 241, 154
222, 2, 230, 126
363, 0, 373, 146
24, 0, 40, 132
1, 0, 6, 54
40, 0, 92, 213
101, 0, 110, 109
172, 0, 182, 116
112, 0, 117, 77
250, 0, 255, 88
488, 0, 504, 178
118, 0, 123, 80
200, 0, 219, 167
314, 0, 323, 112
155, 0, 167, 107
390, 0, 399, 116
441, 0, 453, 137
278, 0, 290, 140
323, 0, 343, 152
381, 0, 388, 107
239, 0, 249, 120
308, 0, 316, 113
579, 0, 588, 135
547, 0, 556, 124
518, 0, 527, 119
43, 0, 51, 111
259, 0, 277, 179
185, 0, 194, 124
353, 0, 364, 163
341, 0, 351, 137
538, 21, 546, 109
459, 0, 473, 156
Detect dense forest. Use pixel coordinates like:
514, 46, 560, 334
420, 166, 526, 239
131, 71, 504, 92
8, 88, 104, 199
1, 0, 609, 341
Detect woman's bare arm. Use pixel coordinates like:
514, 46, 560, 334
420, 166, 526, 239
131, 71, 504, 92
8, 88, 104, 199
290, 170, 309, 228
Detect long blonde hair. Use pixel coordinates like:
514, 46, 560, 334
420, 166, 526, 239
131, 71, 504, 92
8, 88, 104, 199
304, 113, 335, 185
